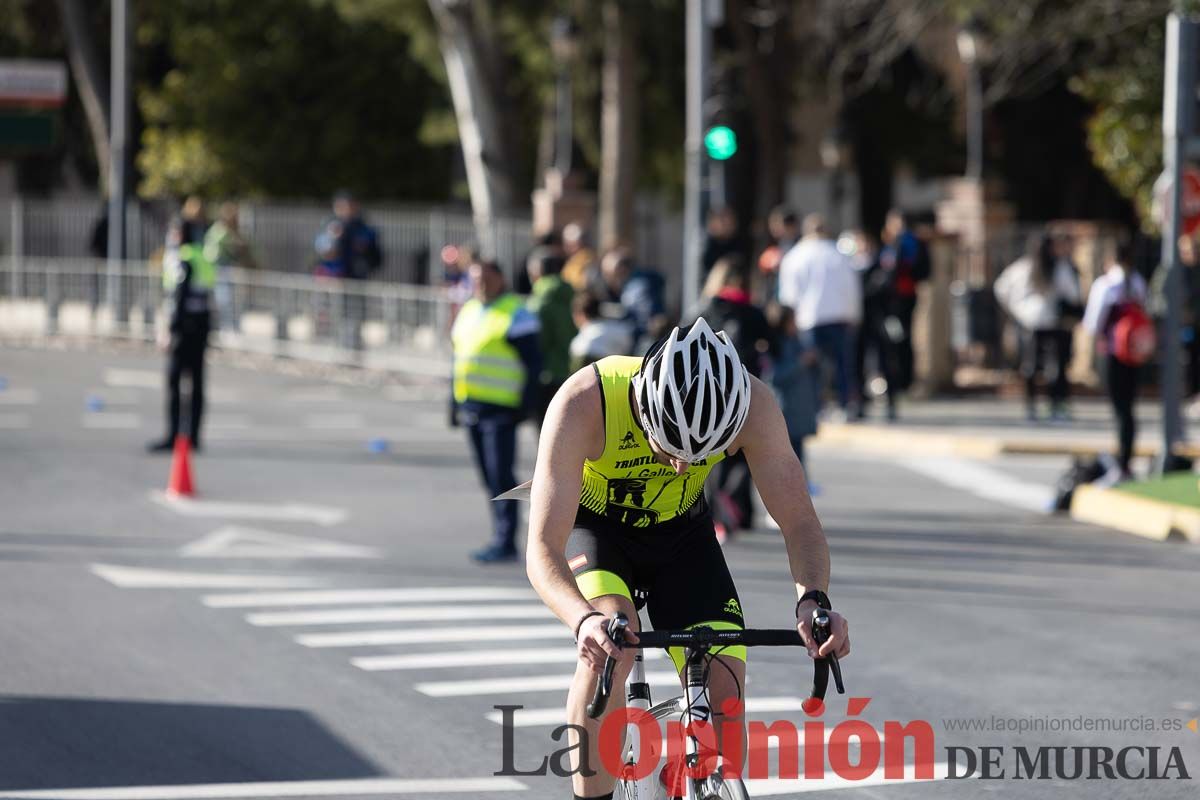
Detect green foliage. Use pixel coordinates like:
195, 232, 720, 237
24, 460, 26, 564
136, 0, 452, 200
1071, 22, 1165, 229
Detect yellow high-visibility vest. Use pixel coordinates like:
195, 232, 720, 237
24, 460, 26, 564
164, 243, 216, 292
451, 295, 526, 408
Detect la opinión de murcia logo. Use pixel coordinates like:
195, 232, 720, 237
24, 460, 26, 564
494, 698, 1195, 784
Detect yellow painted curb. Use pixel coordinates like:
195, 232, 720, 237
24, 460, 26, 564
1070, 484, 1200, 543
814, 424, 1003, 459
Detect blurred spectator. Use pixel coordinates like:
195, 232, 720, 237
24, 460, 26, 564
994, 231, 1083, 421
569, 292, 634, 372
600, 246, 666, 351
766, 302, 820, 471
691, 255, 772, 534
1083, 240, 1148, 482
846, 230, 898, 420
203, 202, 256, 333
147, 220, 215, 454
702, 206, 749, 280
89, 209, 108, 259
517, 231, 563, 295
777, 213, 861, 414
560, 223, 598, 292
756, 206, 799, 303
1150, 232, 1200, 400
179, 196, 208, 246
879, 209, 930, 392
314, 191, 382, 350
525, 246, 576, 424
451, 258, 542, 564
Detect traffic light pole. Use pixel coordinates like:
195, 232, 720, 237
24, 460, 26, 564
682, 0, 710, 317
1159, 12, 1194, 472
106, 0, 129, 324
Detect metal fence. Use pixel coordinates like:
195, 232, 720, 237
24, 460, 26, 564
0, 257, 457, 374
0, 197, 535, 287
0, 196, 684, 293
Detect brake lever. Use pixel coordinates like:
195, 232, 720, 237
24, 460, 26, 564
586, 613, 628, 719
811, 608, 845, 695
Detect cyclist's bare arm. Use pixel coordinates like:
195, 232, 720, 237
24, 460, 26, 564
733, 377, 849, 658
525, 367, 636, 669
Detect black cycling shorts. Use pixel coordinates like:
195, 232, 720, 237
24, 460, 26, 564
565, 505, 746, 670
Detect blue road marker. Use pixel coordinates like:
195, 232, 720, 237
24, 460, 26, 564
368, 437, 389, 454
86, 395, 105, 412
0, 376, 7, 391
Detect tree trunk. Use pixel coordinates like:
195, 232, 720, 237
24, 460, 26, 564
427, 0, 516, 258
598, 0, 638, 252
55, 0, 111, 192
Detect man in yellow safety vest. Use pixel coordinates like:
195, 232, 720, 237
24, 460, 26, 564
148, 221, 216, 453
451, 258, 542, 563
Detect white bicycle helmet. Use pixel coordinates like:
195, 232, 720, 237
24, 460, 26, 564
631, 317, 752, 463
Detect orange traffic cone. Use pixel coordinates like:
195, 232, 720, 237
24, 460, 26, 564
166, 434, 195, 497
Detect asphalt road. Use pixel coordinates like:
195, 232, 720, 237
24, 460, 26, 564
1, 343, 1198, 799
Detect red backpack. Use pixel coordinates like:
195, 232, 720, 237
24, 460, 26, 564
1108, 280, 1156, 366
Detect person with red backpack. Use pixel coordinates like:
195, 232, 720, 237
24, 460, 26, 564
1083, 241, 1152, 481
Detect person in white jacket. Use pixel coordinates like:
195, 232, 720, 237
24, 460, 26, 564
778, 214, 862, 413
994, 232, 1082, 420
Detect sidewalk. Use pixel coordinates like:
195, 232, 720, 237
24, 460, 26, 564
814, 397, 1186, 460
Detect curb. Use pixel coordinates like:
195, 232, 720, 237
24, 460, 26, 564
1070, 483, 1200, 543
814, 423, 1176, 460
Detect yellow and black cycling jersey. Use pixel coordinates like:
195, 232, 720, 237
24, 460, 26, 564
580, 356, 723, 528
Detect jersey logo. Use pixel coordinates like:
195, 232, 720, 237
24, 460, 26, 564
723, 598, 743, 618
618, 430, 639, 450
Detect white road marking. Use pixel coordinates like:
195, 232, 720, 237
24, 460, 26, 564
288, 386, 347, 403
0, 387, 39, 405
355, 647, 666, 672
103, 368, 159, 389
485, 696, 806, 727
0, 413, 30, 429
246, 603, 554, 627
84, 388, 142, 405
303, 412, 365, 430
897, 456, 1053, 513
297, 623, 568, 648
0, 776, 528, 799
382, 384, 445, 402
203, 586, 537, 608
149, 493, 347, 526
181, 526, 378, 559
207, 414, 252, 430
745, 763, 950, 795
81, 412, 141, 429
417, 670, 683, 697
90, 564, 325, 590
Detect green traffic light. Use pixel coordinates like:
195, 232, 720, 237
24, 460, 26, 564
704, 125, 737, 161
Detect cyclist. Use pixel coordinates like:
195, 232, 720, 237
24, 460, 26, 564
526, 317, 850, 800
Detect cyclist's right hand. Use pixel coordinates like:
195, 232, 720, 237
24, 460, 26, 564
577, 614, 639, 674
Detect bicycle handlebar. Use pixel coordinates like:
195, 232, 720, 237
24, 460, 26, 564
585, 610, 845, 719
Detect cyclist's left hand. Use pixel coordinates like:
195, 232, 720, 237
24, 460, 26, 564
796, 601, 850, 660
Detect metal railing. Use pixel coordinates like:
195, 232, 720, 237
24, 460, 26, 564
0, 257, 458, 375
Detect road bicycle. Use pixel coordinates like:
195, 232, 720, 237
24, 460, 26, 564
586, 607, 845, 800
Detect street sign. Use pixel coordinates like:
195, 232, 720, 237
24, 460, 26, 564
1184, 168, 1200, 234
0, 109, 58, 153
0, 60, 68, 107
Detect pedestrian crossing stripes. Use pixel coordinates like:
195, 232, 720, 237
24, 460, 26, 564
204, 586, 537, 608
87, 572, 945, 796
352, 646, 667, 672
414, 671, 684, 697
245, 603, 556, 627
296, 623, 567, 648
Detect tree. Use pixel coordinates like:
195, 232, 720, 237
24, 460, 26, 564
598, 0, 638, 249
54, 0, 110, 192
135, 0, 451, 199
